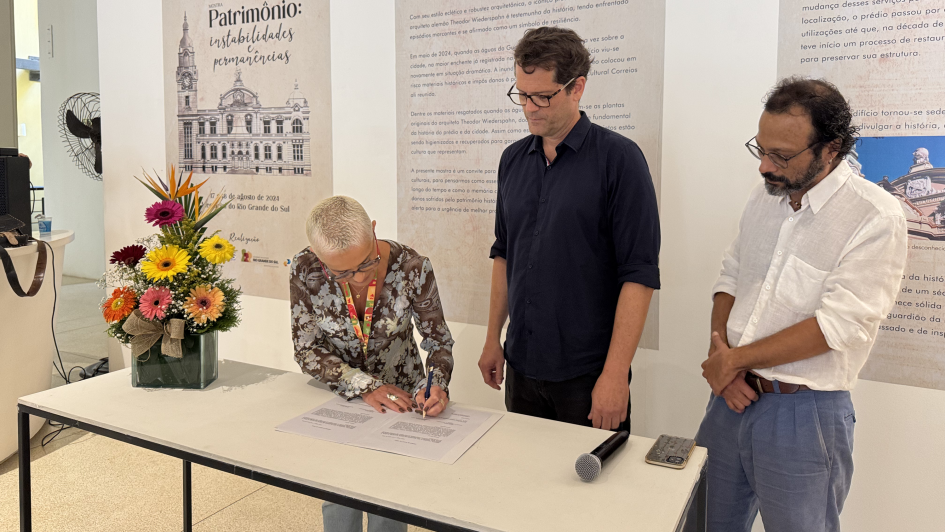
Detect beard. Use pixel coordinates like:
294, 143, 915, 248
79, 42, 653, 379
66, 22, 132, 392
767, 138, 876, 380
762, 155, 827, 196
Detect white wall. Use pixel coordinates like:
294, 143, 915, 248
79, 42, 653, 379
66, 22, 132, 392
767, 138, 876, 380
97, 0, 168, 370
38, 0, 104, 280
96, 0, 944, 529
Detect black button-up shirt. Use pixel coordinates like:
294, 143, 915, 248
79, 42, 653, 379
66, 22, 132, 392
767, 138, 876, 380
490, 112, 660, 381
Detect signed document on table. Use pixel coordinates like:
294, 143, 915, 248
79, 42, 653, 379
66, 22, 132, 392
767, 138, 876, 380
276, 396, 503, 464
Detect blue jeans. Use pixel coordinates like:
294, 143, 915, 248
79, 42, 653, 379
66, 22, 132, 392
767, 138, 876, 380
694, 389, 855, 532
322, 501, 407, 532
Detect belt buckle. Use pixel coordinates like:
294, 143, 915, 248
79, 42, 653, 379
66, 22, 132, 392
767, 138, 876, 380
749, 373, 764, 395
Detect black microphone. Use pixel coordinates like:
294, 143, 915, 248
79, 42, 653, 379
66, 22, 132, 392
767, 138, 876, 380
574, 430, 630, 482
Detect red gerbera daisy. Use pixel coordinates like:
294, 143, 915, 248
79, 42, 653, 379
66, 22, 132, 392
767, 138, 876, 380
109, 245, 147, 267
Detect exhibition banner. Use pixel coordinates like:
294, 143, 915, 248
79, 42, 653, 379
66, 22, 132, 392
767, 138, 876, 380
162, 0, 332, 300
779, 0, 945, 389
395, 0, 665, 347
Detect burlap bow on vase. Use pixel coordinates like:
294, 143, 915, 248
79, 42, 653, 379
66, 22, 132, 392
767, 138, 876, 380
121, 309, 186, 360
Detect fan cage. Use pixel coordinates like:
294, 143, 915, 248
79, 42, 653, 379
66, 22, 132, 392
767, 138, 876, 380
58, 92, 102, 181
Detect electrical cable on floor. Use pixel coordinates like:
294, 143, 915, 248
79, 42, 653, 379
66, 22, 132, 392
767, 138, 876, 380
33, 241, 112, 447
38, 240, 78, 447
41, 421, 74, 447
68, 365, 85, 383
43, 240, 69, 383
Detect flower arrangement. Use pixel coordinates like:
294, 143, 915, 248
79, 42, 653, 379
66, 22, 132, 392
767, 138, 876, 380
100, 166, 241, 345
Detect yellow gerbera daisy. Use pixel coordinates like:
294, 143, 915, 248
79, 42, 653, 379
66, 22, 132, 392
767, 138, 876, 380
141, 245, 191, 281
198, 235, 235, 264
184, 285, 226, 325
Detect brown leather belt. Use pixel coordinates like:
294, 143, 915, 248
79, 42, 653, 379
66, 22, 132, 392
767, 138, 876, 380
745, 372, 810, 395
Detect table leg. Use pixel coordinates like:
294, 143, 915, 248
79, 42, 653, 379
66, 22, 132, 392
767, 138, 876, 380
18, 410, 32, 532
696, 467, 707, 532
183, 460, 192, 531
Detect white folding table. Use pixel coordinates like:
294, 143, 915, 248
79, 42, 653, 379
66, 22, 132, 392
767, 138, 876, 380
18, 359, 706, 531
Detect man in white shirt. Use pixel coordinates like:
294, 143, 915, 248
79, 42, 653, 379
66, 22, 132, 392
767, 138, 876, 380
695, 78, 907, 532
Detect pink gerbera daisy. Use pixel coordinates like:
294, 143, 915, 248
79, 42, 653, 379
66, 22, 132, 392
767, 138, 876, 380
139, 286, 173, 320
144, 200, 184, 227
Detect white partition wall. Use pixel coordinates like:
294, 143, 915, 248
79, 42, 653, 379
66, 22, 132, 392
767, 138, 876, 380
96, 1, 945, 529
97, 0, 168, 370
38, 0, 105, 280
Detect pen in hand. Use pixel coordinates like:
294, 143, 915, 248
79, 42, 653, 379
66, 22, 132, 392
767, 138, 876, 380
423, 362, 434, 419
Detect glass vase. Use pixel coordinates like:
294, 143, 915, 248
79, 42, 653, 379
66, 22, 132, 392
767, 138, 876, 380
131, 331, 218, 389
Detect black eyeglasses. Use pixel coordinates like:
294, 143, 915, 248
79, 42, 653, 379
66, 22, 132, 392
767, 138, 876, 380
319, 237, 381, 282
745, 136, 823, 169
507, 77, 576, 108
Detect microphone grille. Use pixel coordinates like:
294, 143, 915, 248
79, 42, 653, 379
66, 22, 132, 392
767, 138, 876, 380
575, 453, 602, 482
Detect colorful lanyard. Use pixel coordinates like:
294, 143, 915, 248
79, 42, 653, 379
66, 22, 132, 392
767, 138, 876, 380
342, 270, 377, 356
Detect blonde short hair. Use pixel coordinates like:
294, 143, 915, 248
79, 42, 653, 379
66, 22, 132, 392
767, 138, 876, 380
305, 196, 373, 256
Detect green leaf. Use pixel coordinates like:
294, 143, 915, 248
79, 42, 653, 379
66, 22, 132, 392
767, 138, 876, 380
192, 201, 231, 232
136, 179, 170, 202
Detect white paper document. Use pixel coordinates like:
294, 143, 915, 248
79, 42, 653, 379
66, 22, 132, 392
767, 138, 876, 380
276, 396, 503, 464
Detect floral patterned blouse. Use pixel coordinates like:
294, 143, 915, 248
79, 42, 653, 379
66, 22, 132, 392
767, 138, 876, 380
289, 240, 454, 399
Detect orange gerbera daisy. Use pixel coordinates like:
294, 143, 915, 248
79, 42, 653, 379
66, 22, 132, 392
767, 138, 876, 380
102, 287, 138, 323
183, 285, 226, 325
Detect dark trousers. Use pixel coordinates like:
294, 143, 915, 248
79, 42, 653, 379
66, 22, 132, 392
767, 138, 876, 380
504, 363, 631, 432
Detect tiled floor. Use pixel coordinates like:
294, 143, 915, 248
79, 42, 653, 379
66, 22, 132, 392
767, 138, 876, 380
0, 277, 428, 532
50, 276, 110, 387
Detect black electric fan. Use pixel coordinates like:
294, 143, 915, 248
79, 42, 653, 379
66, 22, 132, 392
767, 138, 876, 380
58, 92, 102, 180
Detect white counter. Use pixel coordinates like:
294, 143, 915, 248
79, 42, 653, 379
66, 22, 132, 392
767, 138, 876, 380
1, 230, 75, 460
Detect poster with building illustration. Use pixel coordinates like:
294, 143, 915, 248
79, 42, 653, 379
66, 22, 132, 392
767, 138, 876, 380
779, 0, 945, 389
162, 0, 332, 300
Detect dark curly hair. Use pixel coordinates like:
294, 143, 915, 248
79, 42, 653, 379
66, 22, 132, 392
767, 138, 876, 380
513, 26, 592, 92
764, 77, 859, 159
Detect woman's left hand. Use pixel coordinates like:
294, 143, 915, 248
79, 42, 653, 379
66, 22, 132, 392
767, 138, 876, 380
415, 385, 449, 417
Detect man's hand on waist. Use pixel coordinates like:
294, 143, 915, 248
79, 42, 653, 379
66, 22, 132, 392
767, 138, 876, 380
702, 332, 743, 396
720, 371, 758, 413
706, 330, 758, 413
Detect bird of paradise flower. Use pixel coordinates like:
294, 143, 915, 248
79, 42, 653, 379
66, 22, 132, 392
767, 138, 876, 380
136, 165, 230, 231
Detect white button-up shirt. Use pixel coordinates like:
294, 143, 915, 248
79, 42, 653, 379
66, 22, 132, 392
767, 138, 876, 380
713, 162, 907, 390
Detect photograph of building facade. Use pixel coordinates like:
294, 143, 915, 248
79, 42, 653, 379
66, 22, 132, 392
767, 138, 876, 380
876, 147, 945, 241
174, 15, 310, 176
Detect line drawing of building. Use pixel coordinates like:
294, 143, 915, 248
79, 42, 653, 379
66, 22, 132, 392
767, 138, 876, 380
175, 14, 311, 176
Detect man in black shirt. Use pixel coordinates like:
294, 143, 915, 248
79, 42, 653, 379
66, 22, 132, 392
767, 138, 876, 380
478, 27, 660, 431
